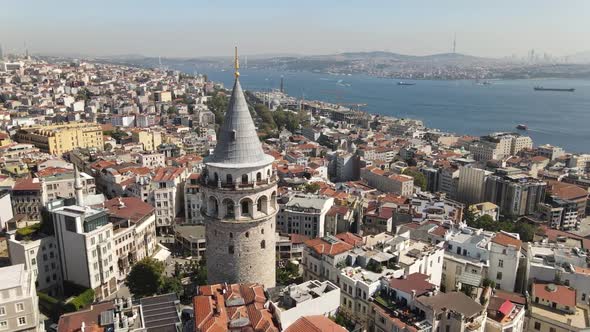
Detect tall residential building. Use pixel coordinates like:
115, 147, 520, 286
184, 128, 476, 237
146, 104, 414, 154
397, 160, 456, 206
184, 173, 203, 224
0, 264, 42, 332
202, 56, 278, 288
457, 166, 490, 205
52, 203, 117, 301
11, 178, 43, 221
15, 122, 104, 155
150, 167, 187, 234
484, 168, 546, 217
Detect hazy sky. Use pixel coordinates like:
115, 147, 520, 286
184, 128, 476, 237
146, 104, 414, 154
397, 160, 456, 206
1, 0, 589, 58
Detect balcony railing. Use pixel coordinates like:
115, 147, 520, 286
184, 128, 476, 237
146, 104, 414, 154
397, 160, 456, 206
201, 174, 278, 190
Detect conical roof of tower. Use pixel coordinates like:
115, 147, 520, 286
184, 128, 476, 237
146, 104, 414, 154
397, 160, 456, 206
206, 78, 274, 168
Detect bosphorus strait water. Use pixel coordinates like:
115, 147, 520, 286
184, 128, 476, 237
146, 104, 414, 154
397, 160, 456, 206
196, 68, 590, 153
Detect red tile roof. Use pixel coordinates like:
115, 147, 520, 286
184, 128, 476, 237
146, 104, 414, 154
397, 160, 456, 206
493, 289, 526, 305
304, 237, 353, 257
153, 166, 185, 182
547, 181, 588, 201
388, 273, 436, 297
58, 302, 114, 332
537, 226, 590, 250
35, 167, 72, 178
13, 177, 41, 191
103, 197, 154, 223
194, 283, 279, 332
284, 315, 347, 332
288, 233, 310, 245
533, 283, 576, 308
498, 300, 515, 316
492, 232, 522, 250
335, 232, 363, 246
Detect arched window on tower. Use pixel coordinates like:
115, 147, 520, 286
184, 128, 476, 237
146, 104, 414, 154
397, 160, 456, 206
257, 196, 268, 214
213, 172, 219, 183
260, 240, 266, 249
241, 198, 253, 217
241, 201, 249, 216
271, 191, 277, 210
256, 172, 262, 182
226, 174, 233, 185
223, 199, 235, 218
242, 174, 248, 184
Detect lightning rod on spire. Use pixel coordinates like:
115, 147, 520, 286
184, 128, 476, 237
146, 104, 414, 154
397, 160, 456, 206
234, 46, 240, 78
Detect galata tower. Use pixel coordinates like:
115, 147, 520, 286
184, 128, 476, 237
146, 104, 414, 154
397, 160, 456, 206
202, 47, 277, 288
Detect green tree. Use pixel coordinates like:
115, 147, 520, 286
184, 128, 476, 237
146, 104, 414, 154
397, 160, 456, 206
125, 258, 165, 298
513, 222, 536, 242
160, 276, 183, 296
304, 182, 321, 194
76, 88, 92, 102
206, 91, 228, 127
276, 261, 301, 285
167, 106, 178, 115
402, 168, 427, 191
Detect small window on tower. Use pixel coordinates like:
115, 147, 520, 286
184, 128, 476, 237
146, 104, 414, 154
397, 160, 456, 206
231, 130, 237, 141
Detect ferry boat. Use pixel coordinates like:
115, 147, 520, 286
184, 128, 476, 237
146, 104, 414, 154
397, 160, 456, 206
397, 82, 416, 86
516, 124, 528, 130
534, 86, 575, 92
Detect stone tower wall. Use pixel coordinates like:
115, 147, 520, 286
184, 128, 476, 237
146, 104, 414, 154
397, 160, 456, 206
204, 182, 277, 288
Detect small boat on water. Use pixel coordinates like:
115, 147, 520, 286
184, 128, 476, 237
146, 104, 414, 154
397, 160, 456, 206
516, 124, 528, 130
534, 86, 575, 92
398, 81, 416, 86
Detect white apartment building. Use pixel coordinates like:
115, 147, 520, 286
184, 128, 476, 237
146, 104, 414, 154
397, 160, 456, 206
111, 115, 135, 127
469, 133, 533, 162
0, 264, 42, 332
150, 167, 187, 234
138, 153, 165, 168
8, 234, 62, 296
52, 205, 117, 301
276, 194, 334, 238
270, 280, 340, 330
442, 227, 521, 292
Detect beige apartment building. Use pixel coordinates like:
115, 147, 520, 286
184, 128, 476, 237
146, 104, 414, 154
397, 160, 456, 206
15, 122, 103, 155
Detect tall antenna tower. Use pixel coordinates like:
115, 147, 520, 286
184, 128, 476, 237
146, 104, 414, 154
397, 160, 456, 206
453, 33, 456, 54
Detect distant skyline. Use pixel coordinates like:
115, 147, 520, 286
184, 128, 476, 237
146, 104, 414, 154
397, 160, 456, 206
1, 0, 589, 58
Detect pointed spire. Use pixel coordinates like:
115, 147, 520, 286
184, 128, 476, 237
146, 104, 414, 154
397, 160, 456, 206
206, 48, 274, 168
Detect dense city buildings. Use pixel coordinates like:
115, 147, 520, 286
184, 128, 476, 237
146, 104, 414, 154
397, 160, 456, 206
0, 51, 589, 332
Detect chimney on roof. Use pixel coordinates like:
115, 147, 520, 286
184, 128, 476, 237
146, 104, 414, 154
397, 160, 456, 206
118, 197, 125, 209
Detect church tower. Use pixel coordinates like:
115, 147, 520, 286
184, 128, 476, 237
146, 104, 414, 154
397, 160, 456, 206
202, 48, 277, 288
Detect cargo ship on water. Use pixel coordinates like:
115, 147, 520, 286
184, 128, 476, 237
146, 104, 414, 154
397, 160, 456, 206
397, 82, 416, 86
534, 86, 575, 92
